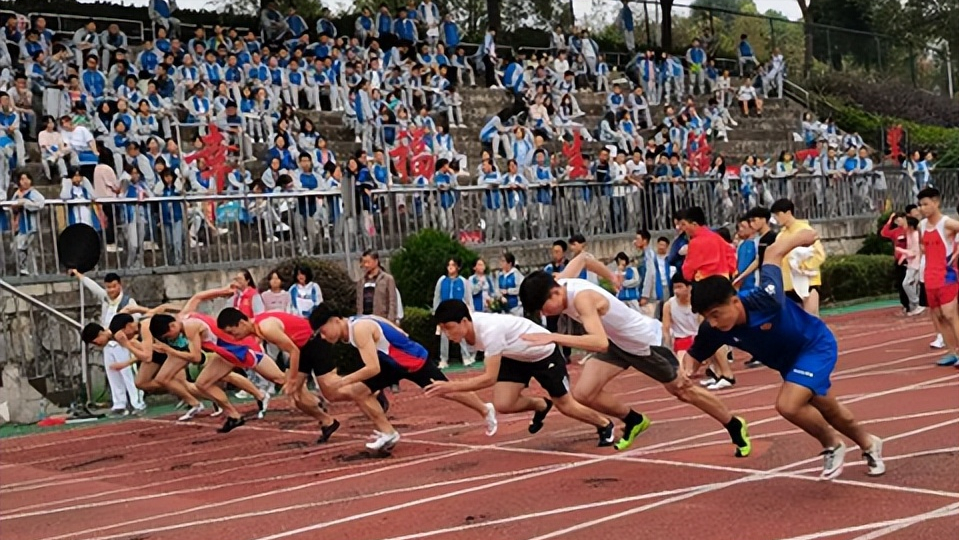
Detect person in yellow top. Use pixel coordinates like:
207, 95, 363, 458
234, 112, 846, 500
771, 198, 826, 317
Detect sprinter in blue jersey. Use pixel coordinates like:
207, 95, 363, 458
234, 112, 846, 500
309, 304, 497, 452
687, 229, 885, 480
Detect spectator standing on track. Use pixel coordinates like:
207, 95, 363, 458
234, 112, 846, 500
881, 212, 914, 316
433, 257, 475, 369
71, 270, 146, 416
356, 249, 398, 324
771, 198, 826, 317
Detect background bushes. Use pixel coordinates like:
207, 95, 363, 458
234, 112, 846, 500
820, 254, 897, 303
390, 229, 481, 309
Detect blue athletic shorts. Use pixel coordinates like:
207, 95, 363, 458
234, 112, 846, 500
781, 333, 838, 396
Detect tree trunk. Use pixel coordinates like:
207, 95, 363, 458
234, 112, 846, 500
798, 0, 813, 80
660, 0, 674, 51
487, 0, 501, 32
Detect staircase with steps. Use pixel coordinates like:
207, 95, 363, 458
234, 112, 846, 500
21, 85, 803, 199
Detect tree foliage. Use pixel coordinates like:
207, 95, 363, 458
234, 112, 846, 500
389, 229, 481, 309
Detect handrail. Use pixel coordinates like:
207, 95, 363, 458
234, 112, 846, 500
0, 279, 83, 330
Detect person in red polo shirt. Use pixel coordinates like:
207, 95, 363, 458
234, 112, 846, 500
680, 206, 737, 389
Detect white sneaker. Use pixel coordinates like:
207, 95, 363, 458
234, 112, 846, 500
907, 306, 925, 316
365, 430, 400, 451
820, 442, 846, 480
437, 360, 449, 369
699, 377, 717, 387
462, 356, 475, 367
235, 390, 251, 399
484, 403, 498, 436
178, 403, 205, 421
257, 392, 271, 419
210, 403, 224, 418
707, 378, 734, 390
931, 335, 945, 349
862, 435, 885, 476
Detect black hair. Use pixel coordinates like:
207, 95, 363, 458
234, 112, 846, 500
684, 206, 707, 226
904, 204, 918, 214
569, 233, 586, 245
216, 307, 248, 329
715, 227, 733, 244
362, 249, 379, 260
672, 273, 691, 287
905, 216, 920, 229
81, 323, 104, 344
148, 314, 176, 338
745, 206, 771, 221
308, 303, 336, 330
104, 272, 121, 283
502, 252, 516, 266
434, 299, 472, 324
917, 187, 940, 201
294, 265, 313, 282
552, 239, 568, 251
518, 270, 558, 314
614, 252, 630, 264
108, 313, 136, 335
770, 198, 795, 214
656, 236, 670, 244
240, 269, 255, 288
672, 210, 686, 222
690, 276, 738, 314
448, 257, 463, 269
636, 228, 651, 241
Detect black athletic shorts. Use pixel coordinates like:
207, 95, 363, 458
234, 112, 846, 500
919, 283, 929, 308
497, 346, 570, 398
786, 285, 821, 305
592, 343, 680, 384
298, 335, 336, 376
363, 358, 446, 393
151, 351, 167, 366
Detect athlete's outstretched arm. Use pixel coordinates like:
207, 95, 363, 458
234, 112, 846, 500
180, 286, 231, 315
522, 291, 610, 353
560, 252, 619, 288
426, 355, 501, 396
336, 320, 383, 388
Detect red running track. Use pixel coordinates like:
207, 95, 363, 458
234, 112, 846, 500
1, 307, 957, 540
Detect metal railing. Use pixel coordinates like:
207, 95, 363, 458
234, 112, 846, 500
28, 12, 146, 45
0, 278, 90, 407
2, 169, 949, 282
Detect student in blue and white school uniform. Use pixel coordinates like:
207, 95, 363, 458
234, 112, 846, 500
433, 257, 475, 369
480, 113, 513, 160
432, 158, 457, 230
154, 168, 185, 266
662, 52, 685, 105
324, 163, 346, 253
733, 216, 758, 292
60, 166, 98, 228
11, 173, 46, 276
686, 39, 708, 95
479, 158, 504, 242
289, 265, 324, 318
452, 46, 476, 88
530, 149, 555, 239
185, 84, 214, 135
595, 55, 610, 93
614, 251, 642, 312
469, 258, 496, 314
737, 33, 759, 76
502, 159, 528, 240
293, 152, 322, 254
119, 165, 151, 268
496, 252, 524, 316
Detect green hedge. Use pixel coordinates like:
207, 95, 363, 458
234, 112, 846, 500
857, 211, 895, 256
390, 229, 481, 309
820, 254, 897, 303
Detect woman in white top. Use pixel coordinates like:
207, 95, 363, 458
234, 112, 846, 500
289, 265, 324, 317
261, 271, 292, 313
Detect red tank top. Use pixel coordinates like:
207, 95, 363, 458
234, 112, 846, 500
921, 218, 957, 288
185, 312, 262, 351
233, 288, 258, 318
254, 311, 313, 348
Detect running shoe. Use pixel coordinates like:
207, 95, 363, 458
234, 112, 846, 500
376, 391, 390, 414
597, 421, 616, 447
484, 403, 498, 436
210, 403, 224, 418
707, 377, 736, 390
614, 414, 651, 452
257, 391, 270, 419
744, 359, 763, 369
906, 306, 925, 316
109, 409, 129, 418
820, 442, 846, 480
218, 416, 246, 433
366, 430, 401, 451
235, 390, 252, 399
730, 416, 751, 457
862, 435, 885, 476
699, 376, 717, 387
437, 360, 449, 369
178, 403, 205, 421
936, 353, 958, 366
317, 419, 341, 444
931, 335, 945, 349
528, 398, 553, 434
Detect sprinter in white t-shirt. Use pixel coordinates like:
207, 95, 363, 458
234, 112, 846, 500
519, 252, 752, 457
427, 300, 616, 446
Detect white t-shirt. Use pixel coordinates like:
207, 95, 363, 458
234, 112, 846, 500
471, 312, 554, 363
559, 278, 662, 356
63, 125, 94, 153
737, 85, 757, 101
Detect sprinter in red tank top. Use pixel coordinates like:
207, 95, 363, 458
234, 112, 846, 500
218, 308, 397, 445
917, 188, 959, 367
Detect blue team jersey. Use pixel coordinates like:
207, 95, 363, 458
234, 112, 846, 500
348, 316, 428, 372
688, 265, 834, 373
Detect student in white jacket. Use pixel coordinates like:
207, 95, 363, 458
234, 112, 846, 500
71, 270, 146, 415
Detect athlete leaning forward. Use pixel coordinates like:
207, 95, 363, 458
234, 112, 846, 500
217, 305, 497, 452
